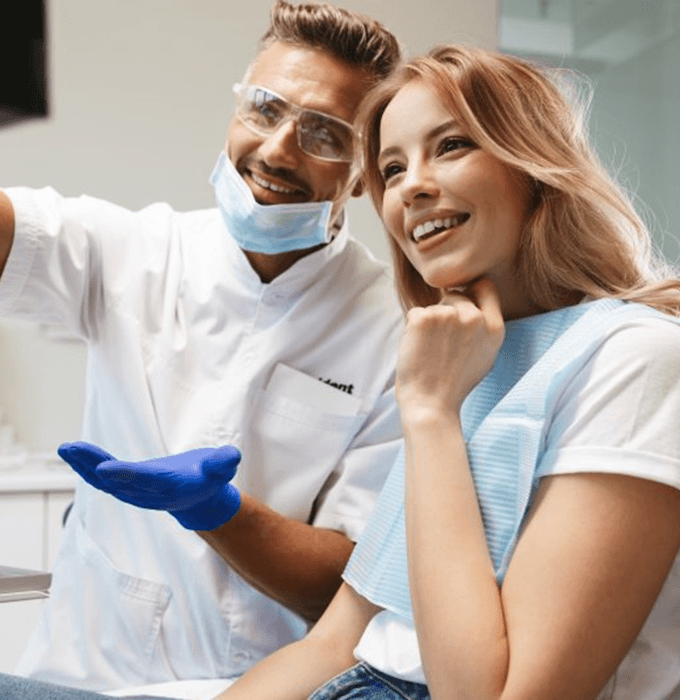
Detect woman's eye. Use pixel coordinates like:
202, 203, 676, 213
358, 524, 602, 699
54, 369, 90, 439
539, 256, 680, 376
438, 136, 474, 155
381, 163, 404, 182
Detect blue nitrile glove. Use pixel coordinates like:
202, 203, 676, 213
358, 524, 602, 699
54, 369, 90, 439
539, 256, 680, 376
58, 441, 242, 530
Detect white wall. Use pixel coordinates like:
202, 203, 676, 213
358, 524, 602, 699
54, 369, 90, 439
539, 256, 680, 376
0, 0, 497, 453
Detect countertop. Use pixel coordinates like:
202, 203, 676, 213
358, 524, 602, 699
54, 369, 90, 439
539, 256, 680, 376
0, 454, 77, 493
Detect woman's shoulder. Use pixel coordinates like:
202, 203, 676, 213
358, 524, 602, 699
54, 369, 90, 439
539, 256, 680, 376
595, 308, 680, 368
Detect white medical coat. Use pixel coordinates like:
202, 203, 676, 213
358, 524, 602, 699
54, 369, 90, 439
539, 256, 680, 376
0, 186, 404, 691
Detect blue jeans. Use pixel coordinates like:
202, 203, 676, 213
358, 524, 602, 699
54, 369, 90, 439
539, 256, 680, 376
308, 663, 430, 700
0, 673, 178, 700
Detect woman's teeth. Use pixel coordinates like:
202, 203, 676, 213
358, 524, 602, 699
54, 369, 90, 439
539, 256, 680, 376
251, 172, 297, 194
412, 214, 469, 242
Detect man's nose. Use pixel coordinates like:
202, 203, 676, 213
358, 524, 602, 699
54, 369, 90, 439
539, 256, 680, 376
258, 119, 301, 170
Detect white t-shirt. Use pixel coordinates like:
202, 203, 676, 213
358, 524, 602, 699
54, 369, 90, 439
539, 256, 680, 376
0, 186, 404, 692
354, 317, 680, 700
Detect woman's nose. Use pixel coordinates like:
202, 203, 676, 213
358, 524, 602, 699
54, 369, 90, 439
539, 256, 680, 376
400, 161, 438, 204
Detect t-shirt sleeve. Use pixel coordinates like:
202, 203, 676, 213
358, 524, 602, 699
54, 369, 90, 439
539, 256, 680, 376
536, 316, 680, 490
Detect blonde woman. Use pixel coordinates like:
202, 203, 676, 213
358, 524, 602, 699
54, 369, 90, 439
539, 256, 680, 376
215, 45, 680, 700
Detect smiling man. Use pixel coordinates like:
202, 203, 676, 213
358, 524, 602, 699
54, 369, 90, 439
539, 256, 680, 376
0, 1, 403, 695
222, 36, 371, 282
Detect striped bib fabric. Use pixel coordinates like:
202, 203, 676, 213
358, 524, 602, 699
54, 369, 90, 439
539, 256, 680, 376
344, 299, 666, 620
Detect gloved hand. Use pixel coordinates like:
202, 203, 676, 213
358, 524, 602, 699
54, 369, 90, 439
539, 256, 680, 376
58, 441, 242, 530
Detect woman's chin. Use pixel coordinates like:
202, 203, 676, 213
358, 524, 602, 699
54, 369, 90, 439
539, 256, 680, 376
424, 272, 475, 292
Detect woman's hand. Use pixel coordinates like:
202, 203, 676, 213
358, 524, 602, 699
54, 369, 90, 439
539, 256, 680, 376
396, 277, 505, 422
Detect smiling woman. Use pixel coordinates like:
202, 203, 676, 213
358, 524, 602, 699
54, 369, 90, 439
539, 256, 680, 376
376, 80, 536, 318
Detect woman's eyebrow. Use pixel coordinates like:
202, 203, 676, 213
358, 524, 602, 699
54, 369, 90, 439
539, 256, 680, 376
377, 145, 401, 163
378, 119, 462, 164
428, 119, 461, 140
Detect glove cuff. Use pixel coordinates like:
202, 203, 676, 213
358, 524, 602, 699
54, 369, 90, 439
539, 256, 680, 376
171, 485, 241, 531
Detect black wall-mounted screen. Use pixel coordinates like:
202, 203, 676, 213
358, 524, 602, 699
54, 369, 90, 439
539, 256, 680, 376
0, 0, 48, 127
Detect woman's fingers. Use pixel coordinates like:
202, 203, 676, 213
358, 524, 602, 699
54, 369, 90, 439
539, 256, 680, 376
464, 277, 505, 343
397, 278, 505, 415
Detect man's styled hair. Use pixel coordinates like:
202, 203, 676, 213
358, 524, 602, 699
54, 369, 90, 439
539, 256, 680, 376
357, 44, 680, 315
259, 0, 401, 86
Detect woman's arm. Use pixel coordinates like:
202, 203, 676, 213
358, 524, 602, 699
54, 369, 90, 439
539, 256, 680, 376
406, 418, 680, 700
397, 279, 507, 698
398, 284, 680, 700
214, 582, 381, 700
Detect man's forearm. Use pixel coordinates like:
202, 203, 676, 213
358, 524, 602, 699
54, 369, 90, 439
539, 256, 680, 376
200, 492, 354, 621
0, 190, 15, 277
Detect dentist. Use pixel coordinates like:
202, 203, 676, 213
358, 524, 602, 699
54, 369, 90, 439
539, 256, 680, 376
0, 1, 403, 694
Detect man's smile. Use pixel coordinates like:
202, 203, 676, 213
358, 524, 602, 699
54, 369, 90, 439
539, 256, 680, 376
240, 160, 311, 205
250, 171, 299, 195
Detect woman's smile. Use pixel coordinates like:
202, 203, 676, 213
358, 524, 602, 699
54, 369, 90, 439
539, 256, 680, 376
409, 211, 471, 243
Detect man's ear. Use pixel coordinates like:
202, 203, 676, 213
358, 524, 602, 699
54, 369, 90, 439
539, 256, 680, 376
351, 177, 365, 198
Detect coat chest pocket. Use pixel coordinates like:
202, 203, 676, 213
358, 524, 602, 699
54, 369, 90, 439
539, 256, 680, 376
238, 363, 365, 520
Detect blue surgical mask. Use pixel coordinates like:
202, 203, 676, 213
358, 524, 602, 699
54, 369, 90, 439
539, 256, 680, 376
210, 151, 334, 254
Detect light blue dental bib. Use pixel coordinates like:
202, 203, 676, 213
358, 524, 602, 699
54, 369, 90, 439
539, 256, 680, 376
344, 299, 672, 620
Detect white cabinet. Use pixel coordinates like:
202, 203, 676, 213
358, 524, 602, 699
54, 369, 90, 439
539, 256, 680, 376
0, 459, 76, 673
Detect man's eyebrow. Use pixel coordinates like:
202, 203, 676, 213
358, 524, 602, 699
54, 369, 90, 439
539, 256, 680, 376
378, 119, 461, 163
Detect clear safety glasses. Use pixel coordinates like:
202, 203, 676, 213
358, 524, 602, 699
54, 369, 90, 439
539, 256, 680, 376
233, 83, 355, 163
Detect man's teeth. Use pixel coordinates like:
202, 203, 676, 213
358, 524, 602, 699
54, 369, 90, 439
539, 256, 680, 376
251, 172, 296, 194
412, 215, 468, 242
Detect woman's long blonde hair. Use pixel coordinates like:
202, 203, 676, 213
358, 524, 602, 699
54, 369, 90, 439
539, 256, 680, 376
357, 44, 680, 315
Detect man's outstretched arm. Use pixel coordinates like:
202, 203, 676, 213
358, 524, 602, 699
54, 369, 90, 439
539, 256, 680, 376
200, 494, 354, 622
60, 441, 354, 622
0, 191, 15, 277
